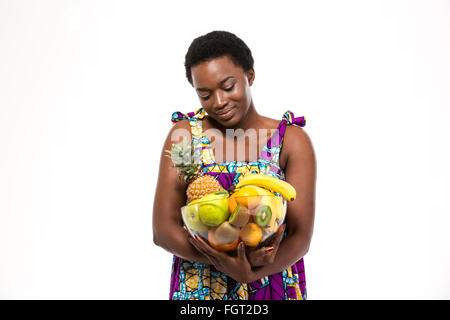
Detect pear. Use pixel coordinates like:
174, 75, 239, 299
183, 199, 208, 232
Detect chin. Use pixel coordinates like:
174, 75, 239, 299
230, 111, 244, 125
222, 114, 241, 127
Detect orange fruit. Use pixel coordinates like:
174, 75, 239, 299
208, 228, 239, 252
228, 195, 238, 214
233, 187, 261, 209
239, 222, 263, 247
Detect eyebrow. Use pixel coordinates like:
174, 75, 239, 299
196, 76, 235, 92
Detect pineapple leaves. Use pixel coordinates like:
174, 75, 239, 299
165, 137, 202, 183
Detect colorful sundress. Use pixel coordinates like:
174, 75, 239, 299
169, 107, 307, 300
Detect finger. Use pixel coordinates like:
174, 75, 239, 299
189, 236, 212, 257
188, 237, 220, 265
204, 254, 219, 266
264, 246, 275, 254
273, 224, 286, 246
188, 236, 206, 254
195, 235, 224, 258
192, 235, 224, 263
237, 241, 248, 262
278, 223, 286, 235
251, 247, 270, 259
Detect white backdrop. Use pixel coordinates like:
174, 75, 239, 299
1, 0, 449, 299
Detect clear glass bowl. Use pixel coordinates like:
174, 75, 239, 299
181, 191, 287, 252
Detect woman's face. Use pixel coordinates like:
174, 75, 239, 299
191, 55, 254, 128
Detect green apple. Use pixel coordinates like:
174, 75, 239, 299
183, 199, 208, 232
198, 191, 229, 227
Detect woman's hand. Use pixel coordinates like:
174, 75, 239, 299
247, 224, 285, 267
188, 235, 258, 284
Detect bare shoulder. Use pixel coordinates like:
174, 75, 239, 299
159, 119, 192, 178
285, 125, 313, 151
157, 119, 192, 196
282, 125, 316, 169
168, 118, 191, 136
163, 119, 192, 149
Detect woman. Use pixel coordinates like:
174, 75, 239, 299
153, 30, 316, 300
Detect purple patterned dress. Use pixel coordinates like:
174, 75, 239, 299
169, 107, 307, 300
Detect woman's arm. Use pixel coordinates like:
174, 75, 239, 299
251, 125, 316, 280
152, 120, 211, 264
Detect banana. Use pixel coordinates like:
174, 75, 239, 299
235, 174, 296, 202
236, 184, 274, 196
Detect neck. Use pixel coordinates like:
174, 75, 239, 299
236, 103, 261, 131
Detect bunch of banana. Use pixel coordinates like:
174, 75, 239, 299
235, 174, 296, 202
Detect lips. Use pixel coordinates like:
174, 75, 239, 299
216, 107, 235, 120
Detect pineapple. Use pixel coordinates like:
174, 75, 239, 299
165, 137, 224, 203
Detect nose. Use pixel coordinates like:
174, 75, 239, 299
214, 90, 227, 108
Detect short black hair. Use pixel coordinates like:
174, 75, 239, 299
184, 30, 254, 86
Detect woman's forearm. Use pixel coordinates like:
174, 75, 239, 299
154, 224, 310, 279
154, 225, 211, 264
251, 232, 310, 281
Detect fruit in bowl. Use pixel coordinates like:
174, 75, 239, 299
181, 174, 295, 252
181, 192, 288, 251
167, 138, 296, 252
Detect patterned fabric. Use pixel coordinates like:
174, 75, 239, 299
169, 107, 307, 300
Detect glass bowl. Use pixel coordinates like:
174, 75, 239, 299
181, 191, 287, 252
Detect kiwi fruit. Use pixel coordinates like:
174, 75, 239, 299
228, 203, 250, 227
255, 205, 272, 227
214, 221, 240, 244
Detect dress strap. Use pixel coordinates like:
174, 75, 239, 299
170, 107, 216, 166
260, 110, 306, 164
171, 107, 206, 124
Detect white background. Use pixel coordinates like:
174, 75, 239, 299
1, 0, 449, 299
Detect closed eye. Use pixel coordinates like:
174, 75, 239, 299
199, 84, 234, 100
199, 84, 235, 100
224, 84, 235, 91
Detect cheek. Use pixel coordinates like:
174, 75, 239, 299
233, 85, 246, 100
236, 85, 252, 109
